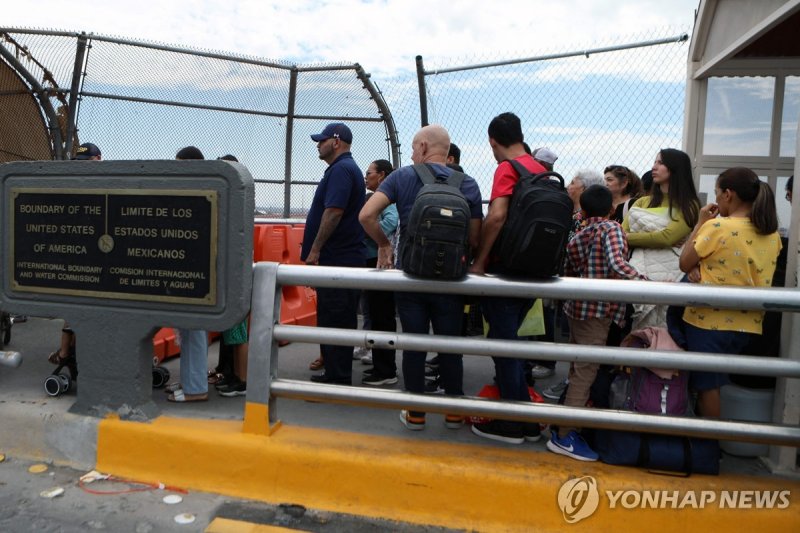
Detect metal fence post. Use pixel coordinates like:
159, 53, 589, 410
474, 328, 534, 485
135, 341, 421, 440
768, 112, 800, 473
283, 68, 298, 218
355, 64, 401, 168
64, 32, 89, 159
415, 55, 428, 127
243, 262, 283, 435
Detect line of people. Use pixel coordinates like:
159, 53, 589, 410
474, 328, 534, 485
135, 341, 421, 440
301, 114, 783, 463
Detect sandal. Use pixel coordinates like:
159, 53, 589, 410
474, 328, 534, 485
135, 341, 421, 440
164, 382, 182, 393
207, 372, 225, 385
167, 390, 208, 403
309, 357, 324, 371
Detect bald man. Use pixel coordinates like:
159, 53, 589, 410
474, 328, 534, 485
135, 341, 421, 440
359, 124, 483, 431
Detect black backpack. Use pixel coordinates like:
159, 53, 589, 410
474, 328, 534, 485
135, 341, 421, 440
495, 159, 573, 277
400, 164, 471, 279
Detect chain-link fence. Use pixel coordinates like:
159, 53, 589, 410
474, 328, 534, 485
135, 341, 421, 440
376, 28, 692, 197
0, 29, 398, 217
2, 27, 691, 212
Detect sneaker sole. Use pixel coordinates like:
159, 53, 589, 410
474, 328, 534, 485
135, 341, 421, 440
541, 389, 566, 400
445, 418, 464, 429
546, 439, 598, 462
218, 390, 246, 397
399, 411, 425, 431
362, 377, 399, 386
524, 434, 542, 443
470, 424, 524, 445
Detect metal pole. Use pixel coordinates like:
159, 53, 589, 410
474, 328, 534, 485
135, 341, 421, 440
283, 68, 298, 218
0, 41, 65, 159
355, 65, 401, 169
243, 262, 281, 435
415, 55, 429, 127
273, 324, 800, 377
274, 264, 800, 311
64, 32, 89, 159
769, 109, 800, 473
423, 34, 689, 76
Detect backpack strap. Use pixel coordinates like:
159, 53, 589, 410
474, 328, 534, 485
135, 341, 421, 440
506, 159, 565, 187
412, 163, 465, 189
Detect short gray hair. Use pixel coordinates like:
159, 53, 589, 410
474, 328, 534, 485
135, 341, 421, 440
571, 169, 603, 189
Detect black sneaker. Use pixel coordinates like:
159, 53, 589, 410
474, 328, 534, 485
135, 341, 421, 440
424, 379, 444, 394
310, 374, 351, 385
214, 375, 240, 390
361, 374, 398, 386
523, 423, 542, 442
218, 381, 247, 397
471, 420, 524, 445
425, 355, 440, 369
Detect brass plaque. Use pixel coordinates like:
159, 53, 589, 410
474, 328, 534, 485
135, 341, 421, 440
10, 188, 218, 305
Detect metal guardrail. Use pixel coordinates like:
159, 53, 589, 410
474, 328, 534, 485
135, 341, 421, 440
245, 262, 800, 447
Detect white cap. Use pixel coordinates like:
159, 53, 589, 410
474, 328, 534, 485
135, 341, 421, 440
533, 147, 558, 165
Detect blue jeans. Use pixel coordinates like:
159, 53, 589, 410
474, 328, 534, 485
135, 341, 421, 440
177, 329, 208, 395
480, 296, 533, 402
317, 286, 360, 382
395, 291, 464, 396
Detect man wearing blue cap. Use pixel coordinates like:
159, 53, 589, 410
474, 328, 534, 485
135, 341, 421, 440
303, 123, 366, 385
72, 142, 102, 160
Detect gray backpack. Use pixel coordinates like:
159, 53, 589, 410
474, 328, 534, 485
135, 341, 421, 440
400, 164, 471, 279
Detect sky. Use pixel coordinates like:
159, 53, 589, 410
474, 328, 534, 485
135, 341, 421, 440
3, 0, 700, 76
24, 1, 795, 221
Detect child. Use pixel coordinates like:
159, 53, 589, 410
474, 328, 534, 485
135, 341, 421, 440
548, 185, 644, 461
678, 167, 781, 417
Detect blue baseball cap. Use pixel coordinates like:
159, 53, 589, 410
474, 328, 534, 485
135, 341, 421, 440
73, 142, 101, 160
310, 123, 352, 144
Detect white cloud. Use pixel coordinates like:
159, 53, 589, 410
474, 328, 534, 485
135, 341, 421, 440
2, 0, 699, 76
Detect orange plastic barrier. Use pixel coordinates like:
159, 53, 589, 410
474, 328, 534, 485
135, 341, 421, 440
151, 223, 316, 360
152, 327, 179, 364
280, 285, 317, 327
285, 225, 305, 265
253, 223, 317, 334
152, 329, 223, 364
253, 224, 291, 264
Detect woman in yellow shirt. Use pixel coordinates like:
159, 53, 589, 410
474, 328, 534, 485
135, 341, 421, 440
679, 167, 781, 417
623, 148, 700, 329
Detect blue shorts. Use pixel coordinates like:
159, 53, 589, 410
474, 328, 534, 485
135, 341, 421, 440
684, 321, 752, 392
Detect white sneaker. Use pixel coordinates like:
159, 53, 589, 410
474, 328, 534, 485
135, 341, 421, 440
353, 347, 370, 360
541, 378, 569, 400
360, 352, 373, 365
530, 364, 555, 379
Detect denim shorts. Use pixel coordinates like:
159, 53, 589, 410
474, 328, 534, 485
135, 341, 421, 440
684, 321, 752, 392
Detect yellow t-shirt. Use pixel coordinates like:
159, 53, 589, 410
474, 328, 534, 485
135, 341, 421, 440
683, 217, 782, 334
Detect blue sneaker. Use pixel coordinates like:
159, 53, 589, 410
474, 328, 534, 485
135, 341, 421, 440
546, 430, 599, 462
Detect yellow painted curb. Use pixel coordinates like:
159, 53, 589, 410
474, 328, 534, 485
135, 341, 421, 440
97, 416, 800, 532
206, 517, 297, 532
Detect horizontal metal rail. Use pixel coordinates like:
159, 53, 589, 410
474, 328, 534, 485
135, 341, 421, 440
275, 264, 800, 312
274, 325, 800, 378
80, 91, 384, 123
424, 34, 689, 75
271, 379, 800, 446
253, 217, 306, 225
246, 262, 800, 448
